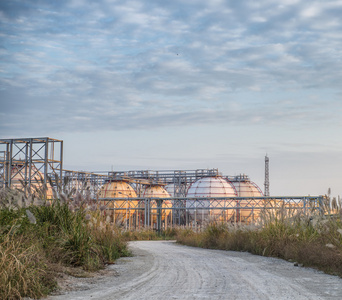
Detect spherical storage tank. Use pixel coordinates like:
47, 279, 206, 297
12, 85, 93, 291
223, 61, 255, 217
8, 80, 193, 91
186, 176, 237, 223
143, 185, 172, 228
98, 180, 138, 224
231, 175, 263, 197
143, 185, 171, 198
231, 175, 264, 223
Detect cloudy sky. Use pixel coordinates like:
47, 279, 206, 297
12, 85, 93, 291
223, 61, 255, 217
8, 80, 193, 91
1, 0, 341, 197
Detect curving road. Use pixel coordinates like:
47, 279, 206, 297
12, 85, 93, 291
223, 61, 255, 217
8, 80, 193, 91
50, 240, 342, 300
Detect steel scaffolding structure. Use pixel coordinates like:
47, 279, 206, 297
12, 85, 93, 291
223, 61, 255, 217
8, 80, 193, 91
0, 138, 63, 193
63, 170, 107, 198
107, 168, 221, 196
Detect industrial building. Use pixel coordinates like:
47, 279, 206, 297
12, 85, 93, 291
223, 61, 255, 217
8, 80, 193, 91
0, 137, 323, 230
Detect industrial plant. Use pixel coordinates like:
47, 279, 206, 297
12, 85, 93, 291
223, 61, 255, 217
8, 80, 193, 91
0, 137, 323, 230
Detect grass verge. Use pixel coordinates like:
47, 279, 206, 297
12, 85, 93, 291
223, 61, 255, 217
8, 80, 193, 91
176, 210, 342, 277
0, 188, 129, 299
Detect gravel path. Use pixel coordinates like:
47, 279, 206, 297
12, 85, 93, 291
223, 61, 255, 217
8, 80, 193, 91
49, 240, 342, 300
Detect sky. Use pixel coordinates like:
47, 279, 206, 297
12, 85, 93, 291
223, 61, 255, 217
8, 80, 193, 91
0, 0, 341, 197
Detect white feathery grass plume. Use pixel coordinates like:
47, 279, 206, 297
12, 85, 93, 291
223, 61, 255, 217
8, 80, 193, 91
68, 203, 75, 212
21, 196, 27, 208
60, 193, 68, 204
337, 228, 342, 236
26, 209, 37, 224
74, 192, 83, 206
85, 191, 91, 203
52, 188, 58, 200
33, 197, 43, 207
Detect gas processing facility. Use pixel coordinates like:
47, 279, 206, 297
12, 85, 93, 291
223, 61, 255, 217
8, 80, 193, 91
0, 137, 323, 230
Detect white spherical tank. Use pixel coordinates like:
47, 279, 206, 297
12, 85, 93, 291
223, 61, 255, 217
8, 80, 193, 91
231, 175, 263, 223
143, 185, 171, 198
187, 176, 237, 198
143, 185, 172, 228
231, 181, 263, 197
186, 177, 237, 223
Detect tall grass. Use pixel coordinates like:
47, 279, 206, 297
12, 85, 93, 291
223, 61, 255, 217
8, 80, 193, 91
0, 181, 129, 299
177, 199, 342, 277
0, 227, 56, 299
122, 226, 178, 241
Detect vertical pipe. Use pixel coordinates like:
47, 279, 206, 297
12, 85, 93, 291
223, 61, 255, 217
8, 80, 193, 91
125, 202, 128, 231
128, 202, 131, 231
28, 139, 33, 193
8, 140, 13, 187
24, 141, 28, 194
146, 199, 149, 228
303, 197, 307, 216
148, 199, 151, 229
194, 200, 197, 231
5, 142, 10, 187
44, 138, 48, 186
113, 200, 116, 224
157, 199, 162, 234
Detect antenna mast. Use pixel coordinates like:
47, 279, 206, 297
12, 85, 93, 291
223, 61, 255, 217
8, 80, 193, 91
264, 154, 269, 196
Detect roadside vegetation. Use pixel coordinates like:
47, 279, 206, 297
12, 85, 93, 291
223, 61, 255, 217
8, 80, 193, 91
176, 195, 342, 278
0, 181, 129, 300
122, 227, 178, 241
2, 178, 341, 298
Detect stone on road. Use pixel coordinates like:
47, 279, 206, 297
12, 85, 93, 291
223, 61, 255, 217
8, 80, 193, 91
50, 240, 342, 300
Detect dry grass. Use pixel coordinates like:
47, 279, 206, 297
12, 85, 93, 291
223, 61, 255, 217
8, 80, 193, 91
122, 226, 178, 241
0, 229, 56, 299
177, 198, 342, 277
0, 180, 129, 299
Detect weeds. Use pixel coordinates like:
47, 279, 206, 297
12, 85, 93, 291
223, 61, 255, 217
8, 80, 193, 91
0, 227, 56, 299
122, 226, 178, 241
0, 180, 129, 299
176, 200, 342, 277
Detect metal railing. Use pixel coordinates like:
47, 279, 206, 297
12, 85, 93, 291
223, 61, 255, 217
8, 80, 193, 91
97, 196, 323, 232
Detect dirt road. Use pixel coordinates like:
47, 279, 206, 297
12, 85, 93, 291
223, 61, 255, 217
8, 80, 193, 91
50, 240, 342, 300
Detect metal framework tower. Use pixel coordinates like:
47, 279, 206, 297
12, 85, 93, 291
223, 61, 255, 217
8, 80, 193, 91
0, 137, 63, 192
264, 154, 270, 197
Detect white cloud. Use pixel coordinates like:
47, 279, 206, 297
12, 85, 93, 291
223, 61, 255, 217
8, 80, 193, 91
0, 0, 342, 136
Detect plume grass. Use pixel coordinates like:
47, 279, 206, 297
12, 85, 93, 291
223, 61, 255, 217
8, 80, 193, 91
176, 198, 342, 277
0, 178, 129, 299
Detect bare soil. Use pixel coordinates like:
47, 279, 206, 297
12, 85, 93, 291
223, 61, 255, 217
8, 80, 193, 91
48, 240, 342, 300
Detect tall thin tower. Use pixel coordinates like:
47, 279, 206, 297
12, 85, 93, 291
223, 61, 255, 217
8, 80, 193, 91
264, 154, 270, 196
